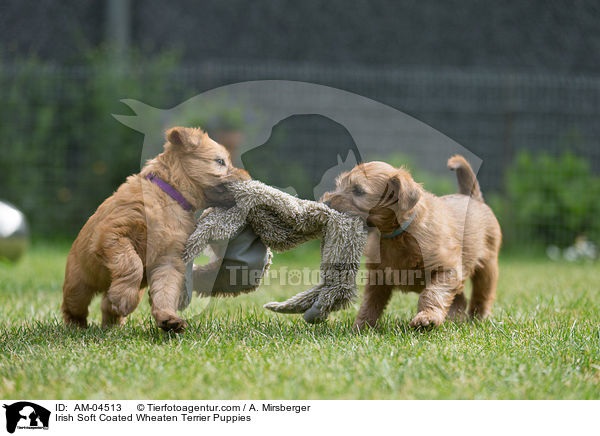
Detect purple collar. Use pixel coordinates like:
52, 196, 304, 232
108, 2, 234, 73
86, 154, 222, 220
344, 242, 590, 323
145, 173, 194, 211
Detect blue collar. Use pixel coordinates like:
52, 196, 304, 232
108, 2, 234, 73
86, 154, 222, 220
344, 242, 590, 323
381, 210, 417, 239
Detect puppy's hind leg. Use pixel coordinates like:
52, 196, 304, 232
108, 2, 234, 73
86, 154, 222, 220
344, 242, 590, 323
354, 283, 393, 331
446, 284, 467, 322
101, 288, 145, 327
469, 257, 498, 319
62, 281, 95, 329
104, 238, 145, 323
101, 295, 125, 327
62, 258, 95, 328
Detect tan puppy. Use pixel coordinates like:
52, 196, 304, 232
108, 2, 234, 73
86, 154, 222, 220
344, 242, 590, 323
322, 155, 501, 329
62, 127, 249, 332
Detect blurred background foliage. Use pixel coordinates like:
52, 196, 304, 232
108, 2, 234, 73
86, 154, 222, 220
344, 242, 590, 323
384, 154, 456, 197
0, 0, 599, 255
491, 151, 600, 247
0, 49, 178, 235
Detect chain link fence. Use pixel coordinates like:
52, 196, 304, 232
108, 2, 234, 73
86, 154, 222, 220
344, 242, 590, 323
1, 60, 599, 249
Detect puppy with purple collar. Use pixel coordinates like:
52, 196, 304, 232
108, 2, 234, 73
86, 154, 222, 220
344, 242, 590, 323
62, 127, 249, 332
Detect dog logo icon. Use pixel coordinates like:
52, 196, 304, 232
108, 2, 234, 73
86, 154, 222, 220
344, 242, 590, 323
2, 402, 50, 433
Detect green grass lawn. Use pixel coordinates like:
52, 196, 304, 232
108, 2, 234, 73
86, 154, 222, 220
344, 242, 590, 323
0, 242, 598, 399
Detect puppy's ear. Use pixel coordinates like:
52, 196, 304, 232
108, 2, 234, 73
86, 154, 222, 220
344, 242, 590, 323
166, 127, 187, 148
389, 170, 422, 211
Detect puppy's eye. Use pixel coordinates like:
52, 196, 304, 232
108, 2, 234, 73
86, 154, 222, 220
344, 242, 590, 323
215, 158, 226, 166
352, 185, 366, 196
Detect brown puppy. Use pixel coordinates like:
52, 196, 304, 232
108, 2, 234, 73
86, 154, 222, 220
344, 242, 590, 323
322, 155, 501, 329
62, 127, 249, 332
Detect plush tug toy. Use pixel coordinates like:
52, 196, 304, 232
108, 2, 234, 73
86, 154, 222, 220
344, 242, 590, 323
182, 180, 367, 323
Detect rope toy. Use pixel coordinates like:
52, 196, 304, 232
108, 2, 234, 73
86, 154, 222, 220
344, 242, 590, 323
182, 180, 367, 323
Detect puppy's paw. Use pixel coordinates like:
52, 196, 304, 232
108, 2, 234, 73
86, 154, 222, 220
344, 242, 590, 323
447, 294, 467, 322
155, 313, 188, 333
353, 319, 376, 333
108, 293, 139, 317
352, 321, 365, 332
409, 311, 444, 329
447, 310, 468, 322
63, 314, 88, 329
469, 308, 492, 320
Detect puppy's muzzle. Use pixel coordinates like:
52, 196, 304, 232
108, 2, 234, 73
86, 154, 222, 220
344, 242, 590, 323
204, 168, 251, 207
228, 168, 251, 182
203, 182, 238, 207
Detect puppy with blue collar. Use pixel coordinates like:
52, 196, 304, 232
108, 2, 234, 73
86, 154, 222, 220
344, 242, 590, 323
321, 155, 502, 330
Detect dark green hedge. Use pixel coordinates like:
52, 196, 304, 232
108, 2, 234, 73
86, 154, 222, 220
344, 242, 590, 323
0, 51, 177, 236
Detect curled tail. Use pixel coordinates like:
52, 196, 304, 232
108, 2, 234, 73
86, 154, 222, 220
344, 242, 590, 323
447, 155, 484, 202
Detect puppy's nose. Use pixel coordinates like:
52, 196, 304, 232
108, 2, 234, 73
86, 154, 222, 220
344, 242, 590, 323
229, 168, 251, 181
323, 201, 331, 207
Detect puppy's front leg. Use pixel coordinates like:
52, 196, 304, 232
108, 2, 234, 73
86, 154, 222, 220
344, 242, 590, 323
409, 269, 459, 328
354, 283, 393, 331
446, 290, 467, 321
147, 255, 188, 333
